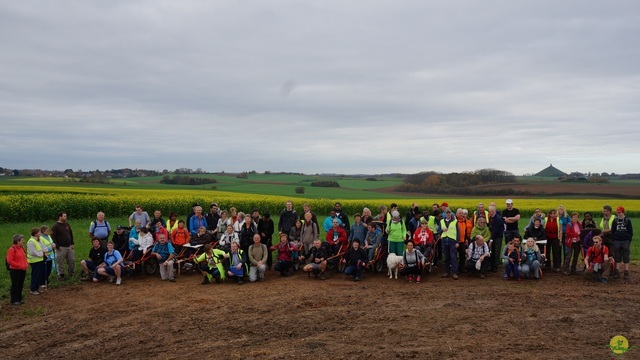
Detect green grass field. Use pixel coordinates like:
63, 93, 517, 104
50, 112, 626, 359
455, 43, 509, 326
0, 174, 406, 199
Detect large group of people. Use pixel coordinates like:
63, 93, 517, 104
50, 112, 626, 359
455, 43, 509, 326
5, 199, 634, 306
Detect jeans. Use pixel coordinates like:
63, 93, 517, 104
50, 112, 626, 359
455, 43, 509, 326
521, 260, 541, 278
159, 260, 175, 280
563, 242, 581, 272
442, 241, 459, 274
344, 264, 362, 279
249, 264, 266, 282
30, 261, 45, 292
505, 262, 520, 278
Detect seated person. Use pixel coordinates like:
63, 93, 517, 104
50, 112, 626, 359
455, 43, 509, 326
584, 235, 612, 283
399, 240, 425, 283
323, 210, 342, 232
271, 233, 294, 277
129, 227, 154, 262
469, 217, 491, 244
343, 239, 369, 282
195, 243, 228, 284
95, 241, 124, 285
364, 222, 383, 261
301, 239, 328, 280
503, 241, 521, 281
153, 222, 170, 243
170, 220, 190, 255
325, 219, 348, 257
521, 237, 543, 280
219, 224, 239, 252
524, 218, 547, 258
111, 226, 130, 256
465, 235, 491, 278
128, 219, 142, 251
248, 234, 268, 282
80, 238, 106, 281
226, 242, 247, 285
412, 219, 434, 261
150, 234, 176, 282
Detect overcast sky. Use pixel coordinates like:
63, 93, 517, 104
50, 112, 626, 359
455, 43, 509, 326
1, 1, 639, 175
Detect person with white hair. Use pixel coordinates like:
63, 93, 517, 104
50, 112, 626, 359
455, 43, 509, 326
386, 210, 407, 256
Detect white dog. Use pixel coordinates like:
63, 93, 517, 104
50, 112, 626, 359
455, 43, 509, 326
387, 253, 403, 279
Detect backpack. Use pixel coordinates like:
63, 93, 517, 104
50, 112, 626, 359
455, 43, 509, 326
469, 242, 486, 260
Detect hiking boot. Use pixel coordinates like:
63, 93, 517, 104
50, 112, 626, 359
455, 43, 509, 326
319, 272, 326, 280
169, 278, 176, 282
416, 276, 421, 283
613, 271, 621, 279
441, 272, 450, 278
30, 291, 40, 295
354, 277, 361, 282
624, 271, 630, 280
201, 276, 210, 285
480, 274, 486, 279
81, 275, 91, 282
503, 274, 508, 280
601, 278, 608, 284
453, 273, 459, 280
237, 279, 244, 285
115, 278, 122, 285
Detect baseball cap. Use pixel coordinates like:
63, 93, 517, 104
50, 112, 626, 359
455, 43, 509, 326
506, 199, 513, 204
616, 206, 625, 213
117, 225, 123, 230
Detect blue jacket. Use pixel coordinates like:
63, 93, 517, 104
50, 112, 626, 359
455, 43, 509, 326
152, 242, 175, 263
189, 216, 208, 235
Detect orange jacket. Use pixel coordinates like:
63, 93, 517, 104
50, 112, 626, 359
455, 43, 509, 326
171, 227, 190, 246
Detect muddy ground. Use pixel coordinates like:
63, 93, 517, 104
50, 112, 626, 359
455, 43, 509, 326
1, 267, 638, 360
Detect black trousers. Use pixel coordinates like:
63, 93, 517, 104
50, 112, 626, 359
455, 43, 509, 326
10, 269, 26, 303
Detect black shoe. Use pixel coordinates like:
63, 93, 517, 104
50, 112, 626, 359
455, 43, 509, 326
200, 276, 210, 285
319, 272, 326, 280
237, 279, 244, 285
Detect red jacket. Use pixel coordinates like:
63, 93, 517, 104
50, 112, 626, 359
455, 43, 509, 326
325, 227, 348, 246
273, 242, 293, 262
566, 221, 582, 244
413, 227, 434, 246
7, 244, 28, 270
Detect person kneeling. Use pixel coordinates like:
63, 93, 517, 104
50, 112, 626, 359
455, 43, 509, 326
150, 234, 176, 282
226, 242, 247, 285
400, 241, 425, 283
343, 239, 368, 282
465, 235, 490, 278
248, 234, 268, 282
301, 239, 328, 280
196, 243, 228, 284
271, 233, 294, 277
521, 238, 542, 280
584, 236, 613, 284
95, 241, 124, 285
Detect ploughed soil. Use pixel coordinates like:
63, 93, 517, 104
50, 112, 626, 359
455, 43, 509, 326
1, 267, 638, 360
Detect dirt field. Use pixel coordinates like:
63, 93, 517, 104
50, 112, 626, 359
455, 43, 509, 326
1, 268, 638, 360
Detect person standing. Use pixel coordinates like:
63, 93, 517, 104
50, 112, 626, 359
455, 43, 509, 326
488, 205, 505, 272
502, 199, 521, 242
611, 206, 633, 280
278, 200, 298, 237
440, 209, 460, 279
7, 234, 28, 305
89, 211, 111, 248
334, 202, 350, 236
599, 205, 615, 249
27, 228, 47, 295
51, 212, 74, 280
300, 212, 319, 255
128, 205, 150, 228
258, 212, 275, 269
